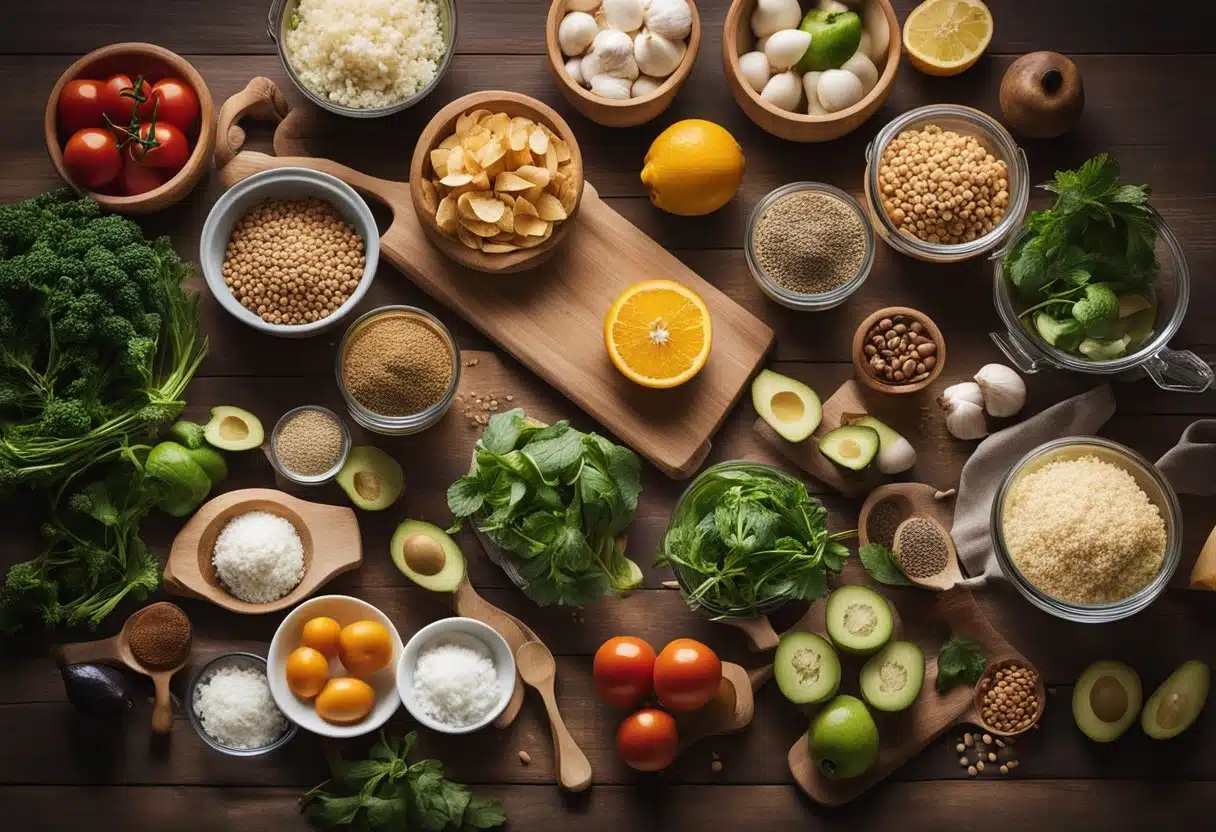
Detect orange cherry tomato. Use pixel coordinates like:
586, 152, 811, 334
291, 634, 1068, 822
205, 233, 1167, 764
593, 636, 656, 708
58, 79, 106, 136
315, 677, 376, 725
301, 616, 343, 659
62, 128, 121, 189
150, 78, 201, 133
653, 638, 722, 712
285, 646, 330, 699
115, 154, 167, 196
128, 121, 191, 173
338, 620, 393, 676
100, 74, 154, 124
616, 708, 679, 772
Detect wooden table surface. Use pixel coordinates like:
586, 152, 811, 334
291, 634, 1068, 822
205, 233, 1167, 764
3, 1, 1216, 829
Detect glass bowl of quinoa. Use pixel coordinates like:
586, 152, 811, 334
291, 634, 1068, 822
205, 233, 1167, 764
990, 436, 1182, 623
745, 182, 875, 312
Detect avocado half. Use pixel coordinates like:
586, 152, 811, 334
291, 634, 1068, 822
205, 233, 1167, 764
203, 405, 264, 452
1072, 660, 1142, 742
819, 425, 880, 471
752, 369, 823, 443
1142, 660, 1210, 740
391, 520, 466, 593
337, 446, 404, 510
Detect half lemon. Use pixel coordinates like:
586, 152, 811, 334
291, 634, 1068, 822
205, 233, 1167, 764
904, 0, 994, 77
604, 280, 712, 389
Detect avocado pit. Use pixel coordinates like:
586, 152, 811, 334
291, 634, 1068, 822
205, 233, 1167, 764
401, 534, 446, 577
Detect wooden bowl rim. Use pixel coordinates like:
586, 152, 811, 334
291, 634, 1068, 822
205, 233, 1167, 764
852, 305, 946, 395
195, 496, 317, 605
407, 89, 585, 274
43, 41, 216, 210
722, 0, 901, 126
544, 0, 702, 112
972, 656, 1047, 738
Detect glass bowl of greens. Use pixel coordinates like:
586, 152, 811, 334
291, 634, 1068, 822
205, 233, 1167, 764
992, 154, 1212, 393
656, 461, 852, 620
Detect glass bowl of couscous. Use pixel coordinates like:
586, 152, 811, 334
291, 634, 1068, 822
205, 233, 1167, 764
990, 436, 1182, 623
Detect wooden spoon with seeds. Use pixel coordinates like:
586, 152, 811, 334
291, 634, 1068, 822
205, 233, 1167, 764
893, 515, 965, 592
516, 640, 593, 792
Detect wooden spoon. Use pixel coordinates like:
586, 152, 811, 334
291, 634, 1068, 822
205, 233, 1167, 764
893, 515, 965, 592
858, 482, 957, 549
450, 580, 527, 729
516, 640, 593, 792
55, 602, 192, 734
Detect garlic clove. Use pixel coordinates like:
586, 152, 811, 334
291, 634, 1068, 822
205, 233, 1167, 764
589, 73, 633, 100
942, 398, 988, 441
631, 74, 663, 97
817, 68, 865, 113
760, 71, 803, 112
558, 11, 599, 57
865, 2, 891, 60
606, 53, 640, 81
764, 29, 813, 72
644, 0, 693, 41
840, 51, 879, 95
634, 29, 686, 79
755, 35, 772, 54
739, 51, 773, 94
938, 381, 985, 410
591, 28, 636, 71
579, 48, 607, 82
974, 363, 1027, 418
817, 0, 851, 12
876, 435, 917, 475
750, 0, 802, 40
803, 71, 827, 114
601, 0, 645, 33
565, 57, 586, 87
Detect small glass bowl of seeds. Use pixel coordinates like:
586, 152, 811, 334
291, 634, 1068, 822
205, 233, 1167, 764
744, 182, 875, 312
335, 305, 461, 435
973, 657, 1046, 738
268, 405, 352, 486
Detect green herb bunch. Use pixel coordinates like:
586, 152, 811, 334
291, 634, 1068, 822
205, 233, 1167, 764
936, 635, 987, 693
447, 409, 643, 607
656, 463, 854, 618
302, 731, 505, 831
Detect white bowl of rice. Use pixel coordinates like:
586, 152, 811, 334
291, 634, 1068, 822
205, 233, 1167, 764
270, 0, 458, 118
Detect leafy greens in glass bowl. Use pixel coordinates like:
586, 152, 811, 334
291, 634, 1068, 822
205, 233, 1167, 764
656, 461, 855, 620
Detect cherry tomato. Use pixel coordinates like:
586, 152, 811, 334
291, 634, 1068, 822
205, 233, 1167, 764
62, 128, 121, 189
653, 638, 722, 712
616, 709, 679, 772
128, 121, 191, 173
115, 154, 168, 196
593, 636, 656, 708
150, 78, 200, 133
57, 79, 106, 136
100, 74, 154, 124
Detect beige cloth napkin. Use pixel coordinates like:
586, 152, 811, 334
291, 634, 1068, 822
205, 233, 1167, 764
1156, 420, 1216, 497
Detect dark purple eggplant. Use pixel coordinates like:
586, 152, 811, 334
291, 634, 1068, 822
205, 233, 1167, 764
61, 664, 133, 717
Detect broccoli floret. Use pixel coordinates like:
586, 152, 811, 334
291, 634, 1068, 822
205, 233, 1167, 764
97, 315, 137, 348
136, 311, 161, 337
0, 204, 40, 257
115, 242, 159, 275
84, 214, 144, 251
39, 398, 92, 437
111, 283, 144, 316
1071, 283, 1120, 337
83, 244, 121, 275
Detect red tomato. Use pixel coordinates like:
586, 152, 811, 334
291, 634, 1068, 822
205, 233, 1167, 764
128, 121, 191, 172
58, 79, 106, 136
616, 709, 679, 772
62, 128, 121, 189
150, 78, 200, 133
115, 154, 168, 196
653, 638, 722, 712
593, 636, 656, 708
100, 74, 154, 124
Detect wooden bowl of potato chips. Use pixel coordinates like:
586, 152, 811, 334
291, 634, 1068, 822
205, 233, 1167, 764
409, 90, 584, 274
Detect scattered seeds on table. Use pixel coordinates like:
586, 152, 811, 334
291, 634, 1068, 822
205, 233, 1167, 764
518, 750, 531, 765
967, 765, 977, 777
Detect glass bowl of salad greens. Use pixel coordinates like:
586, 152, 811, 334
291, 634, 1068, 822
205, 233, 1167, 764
992, 154, 1212, 393
656, 461, 853, 620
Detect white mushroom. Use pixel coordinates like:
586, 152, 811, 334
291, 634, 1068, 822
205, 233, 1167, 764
803, 71, 827, 114
558, 11, 599, 57
565, 57, 586, 87
580, 48, 608, 82
764, 29, 813, 72
606, 53, 640, 81
750, 0, 802, 39
644, 0, 693, 41
840, 51, 878, 94
591, 28, 636, 71
738, 51, 772, 94
858, 30, 875, 62
634, 29, 686, 78
760, 71, 803, 112
817, 68, 864, 112
632, 75, 663, 97
590, 73, 634, 100
601, 0, 645, 32
755, 35, 772, 53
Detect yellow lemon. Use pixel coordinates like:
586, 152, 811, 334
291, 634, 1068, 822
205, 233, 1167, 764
904, 0, 994, 77
640, 120, 745, 216
604, 280, 712, 389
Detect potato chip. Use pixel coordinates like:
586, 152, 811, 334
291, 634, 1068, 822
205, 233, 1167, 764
528, 127, 549, 156
494, 171, 534, 192
468, 192, 507, 224
446, 146, 467, 175
483, 112, 511, 135
460, 216, 502, 238
515, 215, 549, 238
515, 165, 551, 188
514, 223, 554, 248
557, 178, 578, 214
456, 191, 480, 222
470, 171, 491, 191
435, 196, 458, 233
456, 224, 481, 249
522, 185, 546, 206
507, 148, 534, 170
544, 145, 558, 177
420, 178, 439, 214
430, 148, 450, 178
456, 110, 490, 136
508, 117, 533, 152
462, 127, 492, 154
439, 172, 474, 188
535, 193, 568, 222
496, 210, 515, 234
476, 135, 507, 169
481, 240, 520, 254
513, 196, 538, 219
490, 229, 515, 242
438, 134, 462, 151
552, 137, 572, 164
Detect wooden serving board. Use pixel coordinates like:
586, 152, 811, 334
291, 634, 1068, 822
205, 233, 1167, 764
217, 151, 774, 479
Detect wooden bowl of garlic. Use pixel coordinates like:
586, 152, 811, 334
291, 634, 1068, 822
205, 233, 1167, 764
546, 0, 701, 128
723, 0, 900, 142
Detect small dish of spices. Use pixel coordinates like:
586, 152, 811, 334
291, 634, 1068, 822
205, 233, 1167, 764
336, 305, 460, 435
270, 405, 351, 485
128, 602, 192, 672
852, 306, 946, 394
745, 182, 874, 311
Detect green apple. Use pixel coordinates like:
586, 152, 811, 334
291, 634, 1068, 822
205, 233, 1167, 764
809, 695, 880, 780
796, 10, 863, 73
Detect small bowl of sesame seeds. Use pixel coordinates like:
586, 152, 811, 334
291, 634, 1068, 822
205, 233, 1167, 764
973, 657, 1046, 738
269, 405, 352, 486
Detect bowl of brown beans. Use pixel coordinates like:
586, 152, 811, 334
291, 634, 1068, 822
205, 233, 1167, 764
852, 306, 945, 394
200, 167, 380, 337
863, 104, 1029, 263
973, 657, 1046, 738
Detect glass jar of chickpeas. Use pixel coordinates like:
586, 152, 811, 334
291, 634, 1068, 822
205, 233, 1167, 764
863, 105, 1029, 263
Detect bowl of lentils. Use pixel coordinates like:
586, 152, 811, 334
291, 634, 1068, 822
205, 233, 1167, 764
745, 182, 874, 311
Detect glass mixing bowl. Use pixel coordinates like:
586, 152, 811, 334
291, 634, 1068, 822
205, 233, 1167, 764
991, 209, 1213, 393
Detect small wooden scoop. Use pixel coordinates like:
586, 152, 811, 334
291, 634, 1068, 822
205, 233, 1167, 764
55, 602, 192, 734
893, 515, 965, 592
516, 640, 593, 792
677, 663, 772, 751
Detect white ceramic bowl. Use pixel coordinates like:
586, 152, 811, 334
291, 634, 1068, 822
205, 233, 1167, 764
200, 167, 380, 338
267, 594, 403, 739
397, 617, 515, 735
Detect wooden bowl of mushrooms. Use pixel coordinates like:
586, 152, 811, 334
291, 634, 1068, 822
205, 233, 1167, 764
547, 0, 701, 128
723, 0, 900, 142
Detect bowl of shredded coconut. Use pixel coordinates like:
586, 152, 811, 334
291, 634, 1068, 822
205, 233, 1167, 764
188, 652, 296, 756
271, 0, 457, 118
397, 617, 515, 734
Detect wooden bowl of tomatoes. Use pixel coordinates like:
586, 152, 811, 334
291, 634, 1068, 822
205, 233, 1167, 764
44, 42, 215, 214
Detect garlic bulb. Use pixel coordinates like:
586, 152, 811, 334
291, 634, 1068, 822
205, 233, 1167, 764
941, 398, 988, 441
634, 29, 686, 78
565, 0, 600, 10
606, 53, 640, 81
565, 57, 586, 87
764, 29, 813, 72
558, 12, 599, 57
632, 75, 663, 97
939, 381, 985, 409
803, 71, 826, 114
841, 51, 878, 94
750, 0, 801, 39
590, 73, 633, 100
974, 364, 1027, 418
580, 48, 608, 82
817, 69, 864, 112
601, 0, 645, 32
760, 71, 803, 112
876, 435, 917, 475
738, 51, 772, 93
591, 28, 635, 70
644, 0, 692, 41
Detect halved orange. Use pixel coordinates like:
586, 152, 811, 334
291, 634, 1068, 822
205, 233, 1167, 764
904, 0, 994, 77
604, 280, 712, 389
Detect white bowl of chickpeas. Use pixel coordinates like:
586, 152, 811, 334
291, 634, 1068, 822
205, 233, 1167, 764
200, 168, 380, 337
863, 105, 1029, 263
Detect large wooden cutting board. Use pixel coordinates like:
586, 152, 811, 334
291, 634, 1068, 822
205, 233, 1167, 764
217, 151, 774, 479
